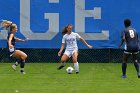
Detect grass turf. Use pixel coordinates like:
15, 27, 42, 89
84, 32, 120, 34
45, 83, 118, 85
0, 63, 140, 93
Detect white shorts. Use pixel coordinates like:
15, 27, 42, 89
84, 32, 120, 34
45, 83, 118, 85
9, 47, 15, 57
64, 50, 78, 58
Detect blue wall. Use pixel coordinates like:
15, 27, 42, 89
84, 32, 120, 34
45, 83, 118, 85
0, 0, 140, 48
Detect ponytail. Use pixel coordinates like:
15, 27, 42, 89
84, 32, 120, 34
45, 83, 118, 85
62, 24, 72, 35
62, 27, 68, 35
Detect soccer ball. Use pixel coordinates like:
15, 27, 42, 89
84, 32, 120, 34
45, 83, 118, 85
66, 66, 74, 74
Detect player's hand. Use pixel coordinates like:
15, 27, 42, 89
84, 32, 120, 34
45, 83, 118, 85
9, 45, 14, 49
58, 51, 62, 57
87, 45, 93, 49
24, 38, 29, 42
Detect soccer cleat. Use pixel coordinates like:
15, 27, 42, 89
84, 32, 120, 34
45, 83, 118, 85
21, 71, 26, 74
57, 65, 65, 70
12, 65, 16, 70
76, 72, 79, 74
121, 75, 126, 78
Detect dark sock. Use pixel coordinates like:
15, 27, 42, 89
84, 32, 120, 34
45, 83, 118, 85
122, 62, 127, 75
16, 58, 23, 64
134, 62, 139, 73
20, 59, 25, 72
20, 62, 25, 68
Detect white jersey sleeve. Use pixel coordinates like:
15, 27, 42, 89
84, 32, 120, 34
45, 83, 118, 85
75, 33, 81, 40
62, 35, 66, 43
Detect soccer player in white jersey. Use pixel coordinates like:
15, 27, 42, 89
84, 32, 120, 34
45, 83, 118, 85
57, 24, 92, 74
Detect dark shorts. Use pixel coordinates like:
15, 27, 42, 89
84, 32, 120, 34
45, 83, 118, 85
124, 49, 139, 54
124, 45, 139, 54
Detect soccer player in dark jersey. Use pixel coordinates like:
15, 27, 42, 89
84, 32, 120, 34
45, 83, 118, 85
119, 19, 140, 78
7, 23, 28, 74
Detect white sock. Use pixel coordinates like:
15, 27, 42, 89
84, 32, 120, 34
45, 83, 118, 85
20, 68, 24, 71
74, 62, 79, 72
15, 62, 18, 66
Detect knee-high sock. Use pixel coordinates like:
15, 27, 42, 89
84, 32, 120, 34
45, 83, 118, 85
122, 62, 127, 75
20, 59, 25, 72
134, 60, 139, 73
74, 62, 79, 72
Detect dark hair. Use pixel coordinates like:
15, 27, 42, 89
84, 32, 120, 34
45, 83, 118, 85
62, 27, 68, 35
62, 24, 72, 35
124, 19, 131, 27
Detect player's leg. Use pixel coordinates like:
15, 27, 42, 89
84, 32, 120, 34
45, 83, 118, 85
72, 51, 79, 74
12, 58, 22, 70
132, 53, 140, 78
57, 54, 69, 70
13, 50, 27, 74
8, 47, 19, 70
121, 53, 128, 78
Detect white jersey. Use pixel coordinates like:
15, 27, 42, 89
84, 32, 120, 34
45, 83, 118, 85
62, 32, 81, 51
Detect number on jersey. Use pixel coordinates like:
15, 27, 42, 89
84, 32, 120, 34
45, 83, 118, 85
129, 30, 135, 38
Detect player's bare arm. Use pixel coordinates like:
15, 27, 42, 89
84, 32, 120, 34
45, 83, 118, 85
8, 33, 14, 49
58, 43, 65, 56
15, 37, 29, 42
79, 37, 92, 49
119, 35, 125, 48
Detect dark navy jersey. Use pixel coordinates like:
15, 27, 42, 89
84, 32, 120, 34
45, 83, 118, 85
122, 26, 139, 52
7, 32, 16, 47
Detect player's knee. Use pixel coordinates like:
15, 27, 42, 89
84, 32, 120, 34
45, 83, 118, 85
61, 59, 66, 63
61, 57, 68, 63
61, 56, 68, 62
25, 54, 27, 59
21, 54, 27, 60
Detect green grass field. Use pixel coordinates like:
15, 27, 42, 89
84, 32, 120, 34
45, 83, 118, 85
0, 63, 140, 93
